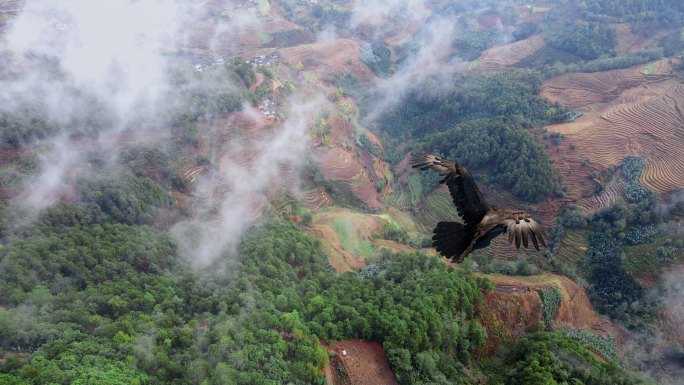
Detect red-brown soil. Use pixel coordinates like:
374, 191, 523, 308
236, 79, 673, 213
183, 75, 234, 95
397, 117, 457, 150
541, 65, 673, 109
547, 77, 684, 193
477, 283, 542, 355
317, 146, 384, 210
328, 340, 399, 385
475, 34, 545, 71
477, 273, 620, 355
541, 61, 684, 194
278, 39, 375, 84
302, 187, 333, 210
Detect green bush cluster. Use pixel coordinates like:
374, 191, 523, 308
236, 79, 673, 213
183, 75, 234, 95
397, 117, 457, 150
490, 332, 654, 385
544, 21, 616, 60
77, 174, 173, 225
566, 329, 622, 364
453, 29, 505, 61
540, 286, 561, 328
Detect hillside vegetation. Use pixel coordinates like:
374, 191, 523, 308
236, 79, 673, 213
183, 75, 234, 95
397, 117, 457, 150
376, 70, 565, 201
0, 190, 490, 384
2, 0, 684, 384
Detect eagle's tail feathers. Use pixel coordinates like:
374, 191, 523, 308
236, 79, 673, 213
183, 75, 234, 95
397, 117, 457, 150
432, 221, 475, 263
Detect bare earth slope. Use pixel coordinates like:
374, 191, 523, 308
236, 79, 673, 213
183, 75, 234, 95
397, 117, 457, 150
477, 272, 619, 355
543, 62, 684, 193
475, 34, 546, 71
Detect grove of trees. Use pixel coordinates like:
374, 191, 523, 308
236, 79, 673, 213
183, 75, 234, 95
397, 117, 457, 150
376, 70, 564, 201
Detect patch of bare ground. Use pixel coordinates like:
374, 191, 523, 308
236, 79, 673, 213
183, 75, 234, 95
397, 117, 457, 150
328, 115, 356, 149
613, 23, 640, 54
475, 34, 545, 71
328, 340, 399, 385
477, 272, 620, 355
515, 5, 548, 24
477, 283, 542, 355
278, 39, 375, 84
310, 208, 421, 272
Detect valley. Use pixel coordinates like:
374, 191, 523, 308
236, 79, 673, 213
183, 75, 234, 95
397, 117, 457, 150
1, 0, 684, 384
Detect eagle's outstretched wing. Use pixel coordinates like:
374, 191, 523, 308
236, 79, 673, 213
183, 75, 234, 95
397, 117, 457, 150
503, 212, 547, 251
410, 153, 492, 228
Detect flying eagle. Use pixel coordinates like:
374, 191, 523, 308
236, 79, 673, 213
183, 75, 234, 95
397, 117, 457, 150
410, 153, 546, 262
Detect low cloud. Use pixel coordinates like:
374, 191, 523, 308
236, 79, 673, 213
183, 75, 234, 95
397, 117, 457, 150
350, 0, 431, 30
1, 0, 190, 210
363, 16, 460, 124
172, 95, 324, 267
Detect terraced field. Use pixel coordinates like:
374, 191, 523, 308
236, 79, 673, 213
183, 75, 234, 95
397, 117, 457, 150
554, 230, 589, 265
310, 208, 393, 272
572, 83, 684, 192
475, 34, 545, 71
383, 29, 413, 48
575, 174, 627, 216
212, 13, 311, 54
613, 23, 638, 54
543, 64, 684, 193
328, 114, 355, 149
302, 187, 332, 210
279, 38, 375, 84
541, 64, 674, 109
318, 146, 384, 210
474, 234, 547, 261
414, 186, 461, 232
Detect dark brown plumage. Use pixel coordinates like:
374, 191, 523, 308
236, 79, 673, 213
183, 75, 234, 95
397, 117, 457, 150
410, 153, 546, 262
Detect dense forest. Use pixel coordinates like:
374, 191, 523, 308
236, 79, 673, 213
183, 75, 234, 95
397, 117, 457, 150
0, 184, 654, 385
0, 175, 490, 384
376, 70, 564, 201
579, 0, 684, 28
